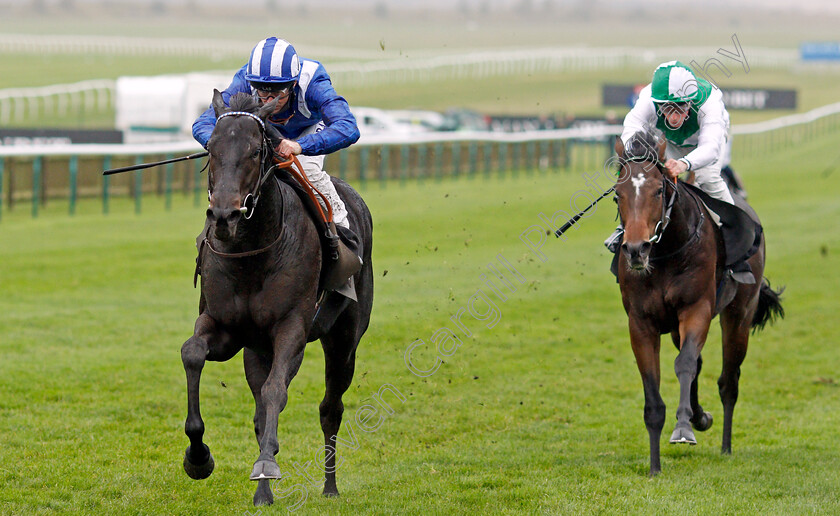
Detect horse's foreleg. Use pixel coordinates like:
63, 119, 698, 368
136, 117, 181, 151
629, 317, 665, 476
181, 314, 222, 480
250, 325, 306, 481
671, 306, 712, 445
244, 348, 274, 505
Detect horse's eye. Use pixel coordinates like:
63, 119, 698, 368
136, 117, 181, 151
252, 149, 261, 159
655, 187, 664, 197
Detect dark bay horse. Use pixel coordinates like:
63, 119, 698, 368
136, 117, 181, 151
181, 91, 373, 506
614, 132, 783, 476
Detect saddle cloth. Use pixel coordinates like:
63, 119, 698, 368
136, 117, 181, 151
680, 182, 762, 268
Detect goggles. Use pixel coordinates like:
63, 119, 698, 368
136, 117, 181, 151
251, 81, 294, 100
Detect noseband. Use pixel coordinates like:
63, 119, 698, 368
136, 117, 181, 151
213, 111, 277, 220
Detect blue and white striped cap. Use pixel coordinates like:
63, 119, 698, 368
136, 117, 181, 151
244, 37, 301, 84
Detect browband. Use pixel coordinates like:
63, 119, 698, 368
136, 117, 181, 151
217, 111, 266, 131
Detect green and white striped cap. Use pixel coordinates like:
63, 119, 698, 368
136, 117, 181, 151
650, 61, 700, 104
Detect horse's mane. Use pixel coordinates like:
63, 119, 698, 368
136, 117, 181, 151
225, 92, 283, 143
623, 131, 660, 163
229, 92, 260, 113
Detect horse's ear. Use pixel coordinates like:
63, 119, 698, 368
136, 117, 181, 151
211, 89, 228, 118
656, 137, 667, 162
257, 96, 280, 121
614, 136, 624, 157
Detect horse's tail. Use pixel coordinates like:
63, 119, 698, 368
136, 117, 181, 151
751, 278, 785, 333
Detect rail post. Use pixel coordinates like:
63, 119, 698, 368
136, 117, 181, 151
32, 156, 42, 218
69, 155, 78, 215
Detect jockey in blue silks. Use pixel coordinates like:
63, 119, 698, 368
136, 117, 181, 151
193, 36, 359, 229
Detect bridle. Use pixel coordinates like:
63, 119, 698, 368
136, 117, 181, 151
212, 110, 278, 220
619, 155, 705, 260
620, 155, 676, 243
202, 110, 283, 260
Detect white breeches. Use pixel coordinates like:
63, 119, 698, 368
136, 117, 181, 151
296, 122, 350, 228
665, 141, 734, 205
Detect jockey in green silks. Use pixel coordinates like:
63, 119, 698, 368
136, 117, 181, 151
605, 60, 735, 253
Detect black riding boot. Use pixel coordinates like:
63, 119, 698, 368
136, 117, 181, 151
323, 223, 362, 299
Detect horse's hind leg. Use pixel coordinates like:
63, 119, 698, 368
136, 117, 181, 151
318, 326, 360, 496
718, 290, 756, 454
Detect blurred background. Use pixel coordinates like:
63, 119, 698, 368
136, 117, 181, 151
2, 0, 839, 199
2, 0, 840, 137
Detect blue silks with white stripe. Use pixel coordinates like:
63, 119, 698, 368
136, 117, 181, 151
193, 45, 359, 156
245, 37, 301, 83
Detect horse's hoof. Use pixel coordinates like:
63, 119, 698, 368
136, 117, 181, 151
250, 459, 282, 481
691, 411, 714, 432
323, 486, 340, 498
253, 479, 274, 506
669, 425, 697, 445
183, 445, 215, 480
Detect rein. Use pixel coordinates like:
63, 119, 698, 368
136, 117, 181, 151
272, 155, 334, 224
213, 110, 334, 225
649, 184, 705, 261
648, 173, 677, 244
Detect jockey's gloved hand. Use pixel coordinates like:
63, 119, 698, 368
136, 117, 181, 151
276, 139, 302, 160
664, 159, 688, 180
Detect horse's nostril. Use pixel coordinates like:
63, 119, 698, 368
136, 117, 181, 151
207, 207, 238, 224
621, 242, 648, 259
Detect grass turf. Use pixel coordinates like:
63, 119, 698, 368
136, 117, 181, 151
0, 131, 838, 514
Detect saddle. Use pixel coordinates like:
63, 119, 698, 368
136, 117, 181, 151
681, 182, 762, 270
264, 128, 362, 298
681, 183, 763, 313
272, 167, 363, 299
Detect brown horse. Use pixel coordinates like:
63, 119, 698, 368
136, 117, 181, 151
614, 131, 783, 476
180, 91, 374, 505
